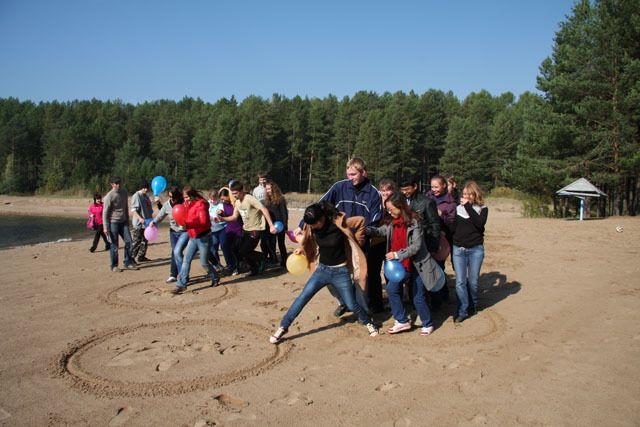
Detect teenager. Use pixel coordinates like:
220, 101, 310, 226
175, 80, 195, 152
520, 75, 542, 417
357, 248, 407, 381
150, 186, 188, 283
88, 193, 110, 253
103, 176, 138, 272
451, 181, 488, 323
265, 181, 289, 269
217, 188, 242, 276
367, 192, 440, 336
131, 179, 154, 263
171, 186, 220, 294
269, 201, 378, 344
217, 181, 277, 276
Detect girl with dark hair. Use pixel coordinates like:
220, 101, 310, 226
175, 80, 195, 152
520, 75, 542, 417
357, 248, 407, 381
88, 193, 110, 252
269, 201, 378, 343
170, 186, 220, 294
366, 192, 440, 336
265, 181, 289, 269
150, 185, 188, 283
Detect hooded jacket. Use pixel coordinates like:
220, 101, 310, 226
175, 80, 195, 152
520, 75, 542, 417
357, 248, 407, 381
299, 213, 367, 290
184, 198, 212, 238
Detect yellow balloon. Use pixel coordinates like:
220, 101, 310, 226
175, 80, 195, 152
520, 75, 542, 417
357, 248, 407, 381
286, 254, 308, 275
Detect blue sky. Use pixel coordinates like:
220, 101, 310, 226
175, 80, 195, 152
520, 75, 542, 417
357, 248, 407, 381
0, 0, 576, 105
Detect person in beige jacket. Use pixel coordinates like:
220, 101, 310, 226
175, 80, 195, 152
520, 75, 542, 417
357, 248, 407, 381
269, 201, 378, 344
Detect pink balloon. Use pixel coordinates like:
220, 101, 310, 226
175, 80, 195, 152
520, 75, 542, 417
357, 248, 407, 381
286, 230, 299, 243
144, 225, 158, 242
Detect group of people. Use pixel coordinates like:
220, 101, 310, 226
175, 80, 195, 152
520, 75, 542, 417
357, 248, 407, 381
89, 157, 488, 343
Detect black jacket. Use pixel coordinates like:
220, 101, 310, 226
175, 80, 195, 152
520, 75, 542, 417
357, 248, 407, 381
408, 192, 441, 252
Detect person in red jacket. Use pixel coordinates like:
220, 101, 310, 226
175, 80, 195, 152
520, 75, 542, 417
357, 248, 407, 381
171, 186, 220, 294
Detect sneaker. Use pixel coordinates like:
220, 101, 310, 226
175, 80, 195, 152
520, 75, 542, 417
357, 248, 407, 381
420, 326, 435, 336
231, 269, 239, 276
171, 286, 187, 294
111, 267, 122, 273
333, 304, 347, 317
137, 256, 150, 263
125, 263, 139, 271
211, 278, 220, 287
366, 323, 379, 337
166, 276, 177, 283
388, 321, 412, 334
269, 327, 288, 344
89, 247, 95, 253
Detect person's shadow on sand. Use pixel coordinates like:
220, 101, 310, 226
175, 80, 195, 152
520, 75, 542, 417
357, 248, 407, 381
477, 271, 521, 311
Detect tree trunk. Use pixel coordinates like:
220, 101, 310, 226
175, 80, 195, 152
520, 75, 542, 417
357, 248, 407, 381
307, 149, 314, 194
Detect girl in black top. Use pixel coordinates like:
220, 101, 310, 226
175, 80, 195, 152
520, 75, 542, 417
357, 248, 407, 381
451, 181, 488, 323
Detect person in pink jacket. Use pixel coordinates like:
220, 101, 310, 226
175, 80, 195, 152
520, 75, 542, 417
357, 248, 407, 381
88, 193, 110, 253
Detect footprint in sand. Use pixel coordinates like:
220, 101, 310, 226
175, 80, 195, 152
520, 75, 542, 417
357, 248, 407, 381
193, 420, 217, 427
108, 407, 132, 426
213, 394, 248, 410
375, 382, 400, 392
270, 391, 313, 406
156, 360, 179, 372
380, 417, 411, 427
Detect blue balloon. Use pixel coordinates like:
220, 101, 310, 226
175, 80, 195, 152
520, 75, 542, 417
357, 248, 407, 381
431, 262, 446, 292
151, 176, 167, 196
274, 221, 284, 233
384, 259, 407, 282
144, 218, 153, 227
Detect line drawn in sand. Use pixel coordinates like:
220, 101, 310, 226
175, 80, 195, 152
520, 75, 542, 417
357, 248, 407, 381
101, 279, 239, 310
54, 319, 291, 397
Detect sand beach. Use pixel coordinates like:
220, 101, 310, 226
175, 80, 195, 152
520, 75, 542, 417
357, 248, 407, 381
0, 195, 638, 426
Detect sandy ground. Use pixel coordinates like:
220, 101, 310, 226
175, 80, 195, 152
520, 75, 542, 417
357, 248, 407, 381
0, 195, 638, 426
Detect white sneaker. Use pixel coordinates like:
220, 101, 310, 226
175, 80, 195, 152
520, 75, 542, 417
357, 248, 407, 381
166, 276, 177, 283
420, 326, 434, 336
231, 269, 239, 276
388, 321, 411, 334
270, 327, 287, 344
366, 323, 379, 337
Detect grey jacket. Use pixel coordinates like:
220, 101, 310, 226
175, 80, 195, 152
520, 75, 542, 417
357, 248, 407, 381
103, 188, 129, 225
369, 219, 443, 291
153, 200, 187, 233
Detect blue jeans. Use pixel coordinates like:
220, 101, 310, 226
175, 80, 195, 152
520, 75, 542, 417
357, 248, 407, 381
176, 233, 219, 288
170, 230, 189, 278
281, 264, 372, 329
328, 283, 370, 313
210, 228, 231, 267
108, 221, 134, 268
386, 271, 432, 327
452, 245, 485, 316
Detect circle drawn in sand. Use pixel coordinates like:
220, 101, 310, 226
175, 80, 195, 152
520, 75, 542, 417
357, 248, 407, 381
55, 319, 290, 397
102, 279, 238, 310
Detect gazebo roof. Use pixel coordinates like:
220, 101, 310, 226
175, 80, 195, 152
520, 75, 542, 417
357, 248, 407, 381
556, 178, 607, 198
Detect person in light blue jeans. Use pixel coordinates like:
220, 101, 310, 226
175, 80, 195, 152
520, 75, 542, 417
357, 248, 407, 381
450, 181, 488, 323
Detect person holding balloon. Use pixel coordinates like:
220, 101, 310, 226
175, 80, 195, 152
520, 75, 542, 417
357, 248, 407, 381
265, 181, 288, 270
170, 186, 220, 294
130, 179, 154, 263
217, 188, 242, 276
149, 185, 188, 283
366, 192, 444, 336
269, 201, 378, 344
208, 189, 231, 272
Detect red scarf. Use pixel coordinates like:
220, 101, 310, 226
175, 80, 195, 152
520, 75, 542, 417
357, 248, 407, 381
390, 218, 412, 272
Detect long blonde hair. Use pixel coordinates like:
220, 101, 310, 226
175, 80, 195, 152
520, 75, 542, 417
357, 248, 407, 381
463, 181, 485, 205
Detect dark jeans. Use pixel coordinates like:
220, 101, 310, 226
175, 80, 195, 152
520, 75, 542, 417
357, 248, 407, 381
108, 221, 134, 269
366, 240, 386, 311
226, 233, 241, 270
239, 230, 264, 274
91, 227, 109, 251
260, 225, 278, 264
266, 231, 288, 266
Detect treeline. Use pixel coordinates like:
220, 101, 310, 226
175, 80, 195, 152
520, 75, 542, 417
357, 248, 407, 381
0, 0, 638, 215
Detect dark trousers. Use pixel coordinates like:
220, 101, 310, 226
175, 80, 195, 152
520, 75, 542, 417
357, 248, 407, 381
366, 241, 386, 312
266, 231, 288, 266
90, 227, 109, 251
239, 230, 264, 273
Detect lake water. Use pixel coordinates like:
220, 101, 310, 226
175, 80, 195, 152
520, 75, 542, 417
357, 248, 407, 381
0, 214, 91, 249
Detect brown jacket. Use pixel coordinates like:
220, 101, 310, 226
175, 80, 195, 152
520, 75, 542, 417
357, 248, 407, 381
299, 213, 368, 290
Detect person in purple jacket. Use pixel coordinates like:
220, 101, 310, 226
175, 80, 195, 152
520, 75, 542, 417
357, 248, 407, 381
217, 188, 243, 276
426, 174, 458, 307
